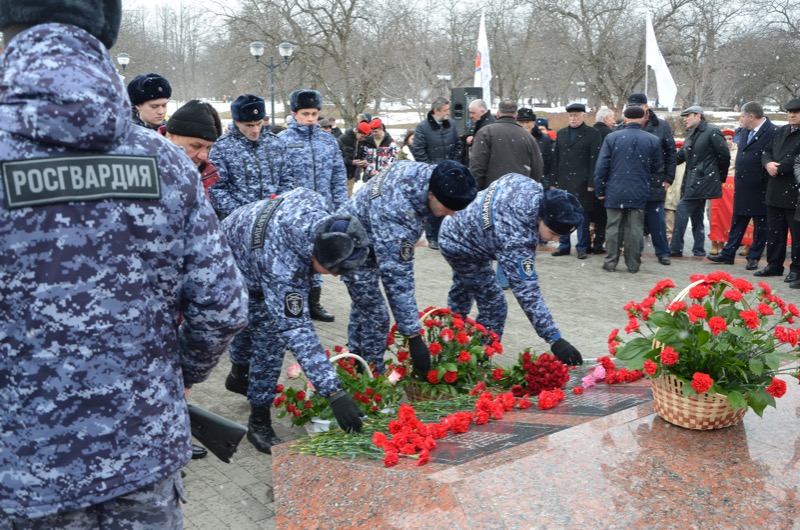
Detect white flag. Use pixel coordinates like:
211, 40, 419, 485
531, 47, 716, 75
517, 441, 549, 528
646, 12, 677, 111
474, 12, 491, 104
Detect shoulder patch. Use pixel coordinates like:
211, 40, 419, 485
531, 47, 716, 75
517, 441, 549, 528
517, 257, 537, 280
3, 155, 160, 209
284, 292, 304, 318
400, 240, 415, 262
369, 166, 391, 199
481, 186, 498, 230
251, 196, 284, 249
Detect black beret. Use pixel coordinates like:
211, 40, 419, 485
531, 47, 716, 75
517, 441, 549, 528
565, 103, 586, 113
166, 100, 220, 142
623, 106, 646, 119
429, 160, 478, 211
127, 73, 172, 106
313, 216, 370, 275
231, 94, 265, 122
785, 98, 800, 112
540, 189, 584, 235
517, 107, 536, 122
290, 89, 323, 111
627, 93, 648, 105
0, 0, 121, 48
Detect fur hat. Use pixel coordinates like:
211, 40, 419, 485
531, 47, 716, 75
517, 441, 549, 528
0, 0, 122, 48
565, 103, 586, 113
540, 189, 584, 235
313, 216, 370, 275
517, 108, 536, 122
231, 94, 265, 122
166, 100, 221, 142
627, 93, 648, 105
290, 89, 323, 111
127, 73, 172, 106
428, 160, 477, 211
623, 106, 645, 119
535, 117, 549, 128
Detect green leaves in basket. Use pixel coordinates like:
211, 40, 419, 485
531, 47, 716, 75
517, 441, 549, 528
614, 337, 652, 368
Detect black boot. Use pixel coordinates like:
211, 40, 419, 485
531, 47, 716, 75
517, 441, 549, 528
225, 363, 249, 396
309, 286, 334, 322
247, 406, 282, 454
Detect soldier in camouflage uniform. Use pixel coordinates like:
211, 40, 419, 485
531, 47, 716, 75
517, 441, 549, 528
127, 72, 172, 131
208, 94, 295, 220
439, 174, 585, 365
280, 89, 348, 323
0, 2, 249, 527
338, 160, 477, 376
221, 188, 370, 453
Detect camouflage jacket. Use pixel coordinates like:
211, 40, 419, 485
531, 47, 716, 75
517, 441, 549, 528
208, 123, 295, 219
0, 24, 248, 519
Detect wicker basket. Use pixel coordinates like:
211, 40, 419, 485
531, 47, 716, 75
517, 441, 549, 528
651, 374, 747, 430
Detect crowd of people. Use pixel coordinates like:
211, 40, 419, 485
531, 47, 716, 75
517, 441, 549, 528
4, 1, 800, 527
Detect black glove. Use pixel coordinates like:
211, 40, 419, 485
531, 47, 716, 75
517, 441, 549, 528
550, 338, 583, 366
407, 335, 431, 376
328, 391, 363, 433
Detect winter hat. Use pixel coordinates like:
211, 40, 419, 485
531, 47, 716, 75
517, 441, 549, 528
0, 0, 122, 48
721, 128, 735, 137
231, 94, 265, 122
680, 105, 704, 117
627, 93, 648, 105
623, 106, 645, 119
290, 89, 323, 111
565, 103, 586, 113
428, 160, 478, 211
540, 189, 584, 235
356, 122, 372, 135
127, 73, 172, 106
785, 98, 800, 112
517, 108, 536, 122
166, 100, 220, 142
313, 216, 370, 275
535, 117, 549, 128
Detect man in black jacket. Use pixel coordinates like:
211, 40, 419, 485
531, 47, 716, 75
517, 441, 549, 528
756, 98, 800, 280
337, 121, 372, 196
669, 106, 730, 258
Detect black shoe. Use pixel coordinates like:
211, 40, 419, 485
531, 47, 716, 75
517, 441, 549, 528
707, 255, 734, 265
754, 267, 783, 277
586, 248, 594, 254
225, 363, 250, 396
628, 268, 639, 273
577, 251, 587, 259
181, 470, 187, 478
746, 259, 759, 271
309, 286, 335, 322
669, 250, 683, 258
790, 280, 800, 289
592, 248, 607, 255
602, 264, 615, 272
784, 272, 800, 283
658, 257, 671, 265
428, 240, 439, 250
247, 406, 282, 454
551, 249, 570, 256
191, 444, 208, 460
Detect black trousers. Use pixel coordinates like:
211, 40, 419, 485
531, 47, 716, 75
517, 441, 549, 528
764, 206, 799, 273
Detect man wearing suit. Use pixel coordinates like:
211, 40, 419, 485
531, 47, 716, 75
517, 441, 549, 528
755, 98, 800, 281
548, 102, 602, 259
708, 101, 777, 271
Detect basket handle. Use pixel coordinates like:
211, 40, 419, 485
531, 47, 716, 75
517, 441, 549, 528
329, 352, 374, 379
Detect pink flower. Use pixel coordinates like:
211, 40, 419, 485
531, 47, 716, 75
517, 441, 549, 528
592, 365, 607, 381
286, 363, 302, 379
387, 369, 403, 385
582, 374, 597, 388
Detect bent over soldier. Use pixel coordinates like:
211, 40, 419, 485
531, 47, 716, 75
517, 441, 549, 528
221, 188, 370, 453
439, 174, 585, 365
337, 160, 477, 376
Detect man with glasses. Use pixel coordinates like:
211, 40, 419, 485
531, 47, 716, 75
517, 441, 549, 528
439, 174, 585, 365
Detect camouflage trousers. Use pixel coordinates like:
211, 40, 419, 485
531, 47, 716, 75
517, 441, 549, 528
2, 471, 184, 530
341, 260, 390, 372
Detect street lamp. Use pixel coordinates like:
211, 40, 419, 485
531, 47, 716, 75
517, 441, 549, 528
249, 41, 295, 124
116, 52, 130, 72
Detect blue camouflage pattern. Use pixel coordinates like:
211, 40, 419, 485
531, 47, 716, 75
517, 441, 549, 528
221, 188, 344, 406
0, 24, 248, 520
208, 122, 295, 219
439, 174, 560, 342
280, 118, 348, 211
338, 161, 435, 367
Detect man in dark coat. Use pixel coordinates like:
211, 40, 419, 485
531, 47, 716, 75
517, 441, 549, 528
463, 98, 495, 164
708, 102, 777, 270
627, 93, 677, 266
469, 100, 543, 189
594, 106, 663, 273
518, 107, 553, 180
590, 106, 616, 255
412, 96, 463, 249
669, 106, 730, 258
549, 103, 602, 259
756, 98, 800, 280
337, 121, 372, 196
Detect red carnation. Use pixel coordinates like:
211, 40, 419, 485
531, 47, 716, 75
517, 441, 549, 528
766, 378, 787, 398
691, 372, 713, 394
723, 290, 742, 302
383, 451, 399, 467
296, 390, 306, 400
457, 350, 471, 363
643, 359, 658, 375
687, 304, 707, 323
668, 300, 687, 313
492, 368, 504, 381
275, 384, 284, 393
660, 346, 679, 366
758, 302, 774, 316
572, 387, 584, 395
397, 349, 409, 363
427, 370, 440, 384
443, 371, 458, 384
739, 309, 760, 330
428, 342, 442, 356
455, 331, 469, 344
304, 400, 313, 409
707, 316, 727, 335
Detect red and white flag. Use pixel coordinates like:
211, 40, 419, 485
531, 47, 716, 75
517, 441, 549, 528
474, 12, 492, 104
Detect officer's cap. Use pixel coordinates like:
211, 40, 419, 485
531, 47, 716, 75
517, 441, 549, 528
231, 94, 266, 122
0, 0, 122, 48
313, 216, 370, 275
127, 73, 172, 106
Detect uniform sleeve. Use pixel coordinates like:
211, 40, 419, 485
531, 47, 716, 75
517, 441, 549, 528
371, 207, 422, 337
411, 123, 430, 162
469, 129, 490, 189
207, 142, 238, 219
497, 247, 560, 343
277, 141, 296, 193
329, 142, 349, 210
179, 177, 249, 386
